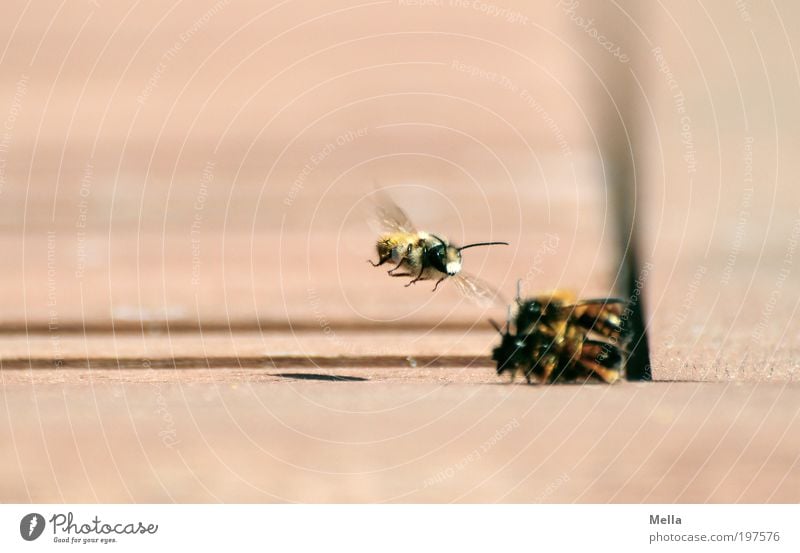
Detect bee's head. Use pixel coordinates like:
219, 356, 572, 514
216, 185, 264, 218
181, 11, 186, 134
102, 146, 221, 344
492, 332, 524, 375
443, 245, 463, 275
429, 237, 510, 276
490, 307, 527, 375
515, 299, 543, 332
516, 294, 569, 333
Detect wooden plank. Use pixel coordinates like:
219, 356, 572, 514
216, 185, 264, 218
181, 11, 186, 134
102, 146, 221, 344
1, 177, 620, 328
1, 381, 798, 502
3, 0, 799, 508
0, 329, 497, 360
0, 0, 622, 332
633, 1, 800, 381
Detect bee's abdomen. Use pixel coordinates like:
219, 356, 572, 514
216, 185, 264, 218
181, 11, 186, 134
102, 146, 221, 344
376, 236, 395, 259
377, 233, 407, 255
575, 340, 625, 383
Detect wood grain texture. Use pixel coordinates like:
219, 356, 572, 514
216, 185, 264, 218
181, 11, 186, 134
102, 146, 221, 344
1, 380, 798, 503
632, 1, 800, 381
2, 0, 799, 505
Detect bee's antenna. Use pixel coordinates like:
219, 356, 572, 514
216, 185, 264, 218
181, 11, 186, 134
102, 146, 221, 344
505, 305, 513, 331
458, 241, 509, 252
430, 234, 448, 247
516, 279, 522, 302
488, 319, 503, 334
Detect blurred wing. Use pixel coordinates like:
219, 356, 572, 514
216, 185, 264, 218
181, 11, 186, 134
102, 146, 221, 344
451, 272, 506, 308
368, 189, 417, 235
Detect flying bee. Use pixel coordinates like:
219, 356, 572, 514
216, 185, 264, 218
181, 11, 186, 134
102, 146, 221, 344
491, 283, 629, 384
368, 191, 509, 306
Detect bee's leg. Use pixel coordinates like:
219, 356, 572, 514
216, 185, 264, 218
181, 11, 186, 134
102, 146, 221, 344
431, 277, 446, 291
386, 258, 405, 275
541, 355, 558, 383
387, 245, 412, 275
590, 365, 621, 384
405, 265, 425, 287
369, 253, 392, 267
390, 272, 413, 277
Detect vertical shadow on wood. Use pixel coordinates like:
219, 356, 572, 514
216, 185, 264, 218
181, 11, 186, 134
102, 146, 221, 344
594, 1, 653, 382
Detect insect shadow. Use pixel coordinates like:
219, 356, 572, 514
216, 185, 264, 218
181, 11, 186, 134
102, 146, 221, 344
274, 373, 369, 382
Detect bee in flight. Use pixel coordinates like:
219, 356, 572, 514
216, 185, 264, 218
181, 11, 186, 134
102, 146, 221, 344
369, 192, 509, 306
491, 283, 629, 384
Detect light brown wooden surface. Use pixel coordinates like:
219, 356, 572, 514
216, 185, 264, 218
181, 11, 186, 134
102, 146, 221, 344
632, 1, 800, 381
2, 379, 798, 503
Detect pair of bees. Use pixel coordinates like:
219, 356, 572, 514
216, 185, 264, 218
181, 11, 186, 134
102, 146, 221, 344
370, 194, 629, 384
491, 285, 627, 384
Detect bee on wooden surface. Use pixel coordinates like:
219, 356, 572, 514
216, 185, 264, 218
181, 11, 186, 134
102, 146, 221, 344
491, 283, 629, 384
368, 192, 509, 306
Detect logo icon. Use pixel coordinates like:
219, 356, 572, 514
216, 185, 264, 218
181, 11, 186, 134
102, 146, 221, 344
20, 513, 45, 541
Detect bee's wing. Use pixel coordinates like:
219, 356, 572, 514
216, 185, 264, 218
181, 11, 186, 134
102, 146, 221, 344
561, 298, 627, 342
565, 298, 626, 309
450, 272, 506, 308
368, 188, 418, 235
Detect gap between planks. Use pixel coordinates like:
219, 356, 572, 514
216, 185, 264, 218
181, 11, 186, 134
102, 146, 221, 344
0, 355, 493, 370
